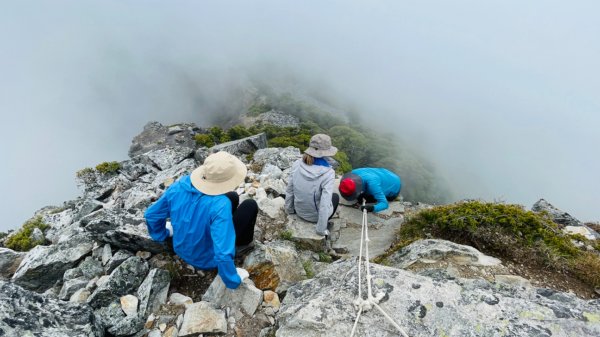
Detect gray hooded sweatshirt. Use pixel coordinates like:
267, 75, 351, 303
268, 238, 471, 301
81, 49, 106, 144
284, 159, 335, 234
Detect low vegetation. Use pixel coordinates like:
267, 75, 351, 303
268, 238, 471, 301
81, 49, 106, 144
95, 161, 121, 174
302, 260, 315, 278
75, 167, 94, 178
5, 216, 49, 251
375, 201, 600, 289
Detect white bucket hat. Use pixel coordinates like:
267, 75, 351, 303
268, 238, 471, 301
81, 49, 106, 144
304, 134, 338, 158
190, 151, 247, 195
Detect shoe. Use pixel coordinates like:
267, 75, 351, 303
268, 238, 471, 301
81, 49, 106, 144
315, 229, 330, 237
235, 243, 255, 257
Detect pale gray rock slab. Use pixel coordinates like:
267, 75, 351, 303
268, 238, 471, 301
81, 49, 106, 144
149, 158, 196, 190
0, 280, 103, 337
179, 301, 227, 336
63, 267, 83, 281
532, 198, 583, 227
494, 275, 532, 289
70, 288, 91, 304
79, 256, 105, 279
563, 225, 599, 240
144, 146, 195, 171
285, 214, 326, 252
102, 243, 113, 265
122, 185, 157, 211
102, 223, 168, 254
12, 233, 94, 291
0, 247, 25, 279
261, 178, 287, 197
277, 259, 600, 337
121, 294, 140, 317
137, 268, 171, 318
203, 276, 263, 320
169, 292, 193, 306
43, 208, 77, 244
256, 194, 286, 220
260, 163, 283, 180
210, 132, 267, 156
108, 315, 145, 336
386, 239, 502, 269
253, 147, 302, 170
243, 241, 307, 293
87, 256, 149, 309
59, 276, 89, 300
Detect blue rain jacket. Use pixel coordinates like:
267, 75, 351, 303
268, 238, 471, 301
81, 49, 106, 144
144, 175, 241, 289
352, 168, 401, 212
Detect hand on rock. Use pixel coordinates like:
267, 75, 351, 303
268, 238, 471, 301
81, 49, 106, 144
166, 221, 174, 237
360, 205, 375, 213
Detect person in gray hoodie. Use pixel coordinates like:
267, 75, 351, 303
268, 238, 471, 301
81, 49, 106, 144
285, 134, 340, 236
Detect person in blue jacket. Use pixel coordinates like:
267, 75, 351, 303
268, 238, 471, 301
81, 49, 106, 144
144, 151, 257, 289
338, 168, 401, 213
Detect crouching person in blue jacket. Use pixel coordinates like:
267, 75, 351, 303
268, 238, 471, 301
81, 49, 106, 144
338, 168, 401, 213
144, 151, 257, 289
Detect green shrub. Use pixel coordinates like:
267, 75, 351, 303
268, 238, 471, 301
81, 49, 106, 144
95, 161, 120, 174
227, 125, 252, 140
332, 151, 352, 174
76, 167, 94, 178
318, 252, 333, 263
280, 230, 293, 241
195, 134, 215, 148
302, 260, 315, 278
5, 216, 49, 252
209, 126, 230, 143
376, 201, 600, 288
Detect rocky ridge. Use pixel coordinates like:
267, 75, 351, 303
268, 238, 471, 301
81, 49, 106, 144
0, 121, 598, 337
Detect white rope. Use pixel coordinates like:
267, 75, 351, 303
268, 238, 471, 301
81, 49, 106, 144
349, 202, 410, 337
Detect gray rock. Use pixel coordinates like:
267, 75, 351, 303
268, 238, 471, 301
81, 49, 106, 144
253, 147, 301, 170
285, 214, 326, 252
42, 208, 76, 243
128, 121, 197, 158
149, 158, 197, 190
87, 256, 149, 309
122, 185, 157, 211
169, 293, 193, 306
143, 146, 195, 171
59, 276, 89, 300
102, 223, 169, 254
386, 239, 502, 269
194, 146, 210, 164
102, 243, 112, 265
0, 247, 25, 279
94, 300, 125, 330
30, 227, 45, 242
79, 256, 105, 279
74, 199, 104, 222
179, 301, 227, 336
137, 268, 171, 318
106, 249, 134, 274
563, 225, 599, 240
255, 188, 286, 220
243, 241, 307, 292
210, 132, 267, 156
70, 288, 91, 304
63, 267, 83, 281
277, 259, 600, 337
203, 276, 263, 320
260, 164, 283, 180
0, 280, 103, 337
12, 233, 94, 291
261, 177, 287, 197
108, 316, 145, 336
119, 160, 151, 181
255, 111, 300, 128
532, 199, 583, 227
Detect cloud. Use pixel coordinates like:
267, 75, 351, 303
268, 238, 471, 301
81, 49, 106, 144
1, 1, 598, 231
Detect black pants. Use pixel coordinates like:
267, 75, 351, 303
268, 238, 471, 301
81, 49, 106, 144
225, 192, 258, 246
330, 193, 340, 219
358, 192, 398, 204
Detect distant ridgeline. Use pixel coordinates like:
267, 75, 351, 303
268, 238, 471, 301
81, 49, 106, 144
211, 88, 451, 204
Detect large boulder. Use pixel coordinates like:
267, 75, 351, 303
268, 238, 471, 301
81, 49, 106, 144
532, 199, 583, 228
386, 239, 502, 269
0, 247, 25, 279
179, 301, 227, 336
0, 281, 103, 337
12, 233, 94, 291
243, 241, 307, 292
253, 147, 301, 171
285, 214, 326, 252
141, 146, 195, 171
210, 132, 267, 156
202, 276, 263, 320
87, 256, 149, 309
276, 259, 600, 337
137, 268, 171, 318
128, 121, 197, 158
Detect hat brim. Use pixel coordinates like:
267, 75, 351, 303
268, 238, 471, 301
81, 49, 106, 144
304, 146, 338, 158
190, 159, 247, 195
339, 172, 362, 201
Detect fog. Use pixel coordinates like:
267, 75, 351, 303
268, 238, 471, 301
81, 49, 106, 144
1, 1, 599, 231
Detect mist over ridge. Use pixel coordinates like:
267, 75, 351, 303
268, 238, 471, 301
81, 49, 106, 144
1, 1, 599, 231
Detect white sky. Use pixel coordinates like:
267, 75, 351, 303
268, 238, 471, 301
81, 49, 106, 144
1, 1, 599, 231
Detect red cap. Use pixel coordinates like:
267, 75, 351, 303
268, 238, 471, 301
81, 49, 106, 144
339, 178, 356, 197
